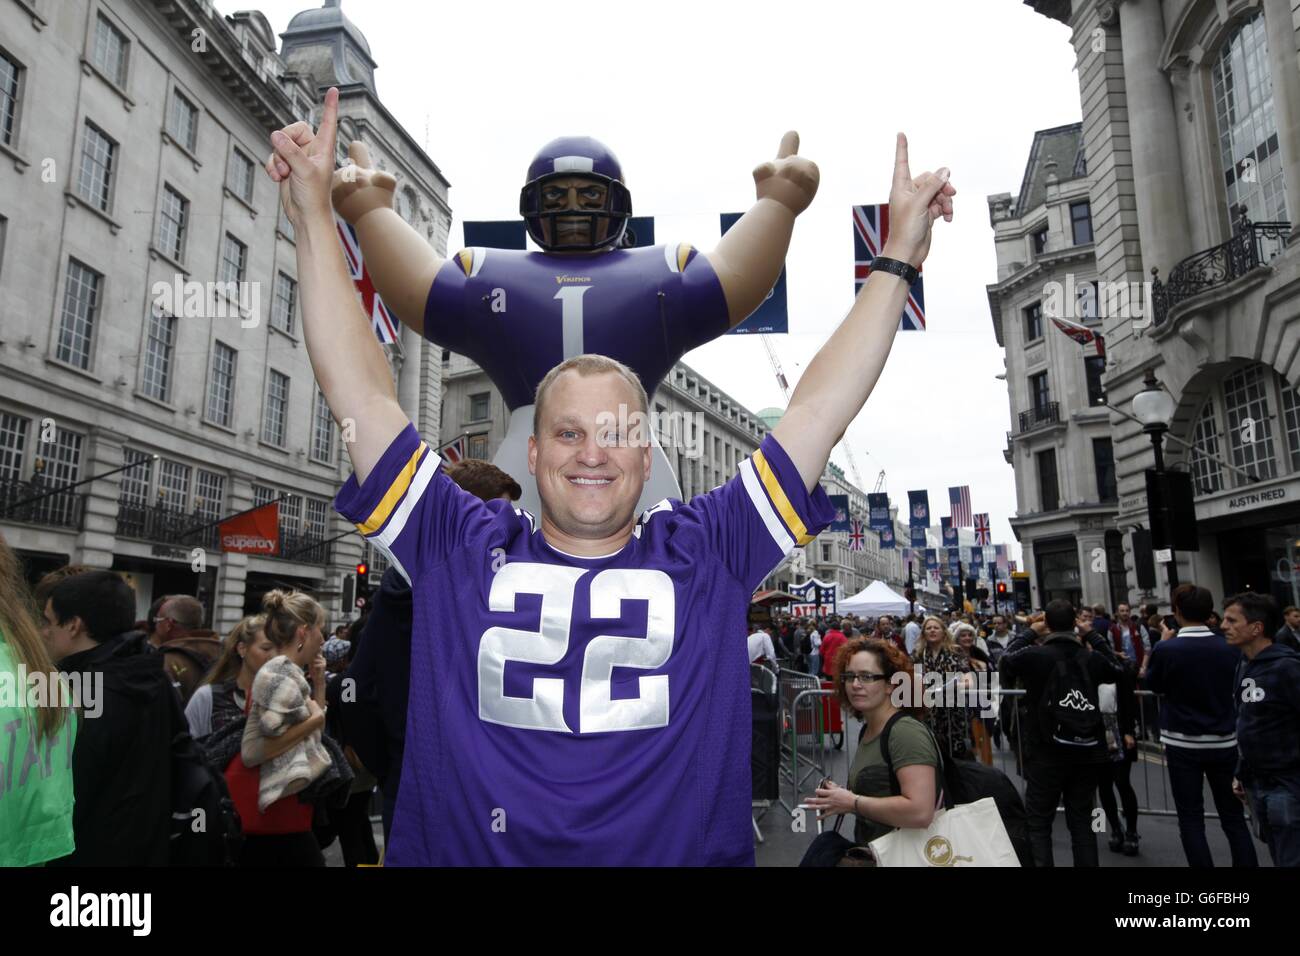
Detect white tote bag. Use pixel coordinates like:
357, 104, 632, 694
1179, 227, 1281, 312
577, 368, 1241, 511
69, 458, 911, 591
868, 797, 1020, 867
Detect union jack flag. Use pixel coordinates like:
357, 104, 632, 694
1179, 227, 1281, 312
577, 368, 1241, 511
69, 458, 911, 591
853, 203, 926, 331
437, 433, 469, 464
336, 216, 399, 345
848, 518, 865, 552
974, 513, 991, 546
949, 485, 972, 527
1051, 315, 1106, 358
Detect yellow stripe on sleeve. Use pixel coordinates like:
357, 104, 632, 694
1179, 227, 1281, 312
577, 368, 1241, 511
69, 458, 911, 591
752, 450, 814, 546
356, 442, 429, 536
456, 249, 474, 277
676, 242, 693, 272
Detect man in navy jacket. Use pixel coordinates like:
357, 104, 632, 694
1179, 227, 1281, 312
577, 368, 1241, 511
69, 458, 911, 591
1225, 592, 1300, 867
1145, 584, 1257, 867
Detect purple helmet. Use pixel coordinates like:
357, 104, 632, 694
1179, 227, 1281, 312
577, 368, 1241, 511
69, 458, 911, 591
519, 136, 632, 252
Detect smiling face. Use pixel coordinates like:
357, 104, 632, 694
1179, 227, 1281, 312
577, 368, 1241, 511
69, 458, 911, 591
529, 368, 651, 546
539, 176, 611, 249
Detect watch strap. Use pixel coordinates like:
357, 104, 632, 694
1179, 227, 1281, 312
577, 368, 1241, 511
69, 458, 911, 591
870, 256, 919, 286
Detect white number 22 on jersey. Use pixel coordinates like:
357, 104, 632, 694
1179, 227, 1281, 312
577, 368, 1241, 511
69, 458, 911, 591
478, 563, 675, 734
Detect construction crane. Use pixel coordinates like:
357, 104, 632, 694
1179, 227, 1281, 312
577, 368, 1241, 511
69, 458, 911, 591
760, 335, 870, 490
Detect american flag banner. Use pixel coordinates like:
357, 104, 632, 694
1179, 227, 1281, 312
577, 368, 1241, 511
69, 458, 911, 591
949, 486, 972, 527
1050, 314, 1106, 358
336, 216, 400, 345
848, 518, 865, 552
974, 513, 991, 546
853, 204, 926, 331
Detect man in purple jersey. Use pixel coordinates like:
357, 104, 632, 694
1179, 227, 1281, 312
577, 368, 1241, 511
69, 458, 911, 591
267, 88, 954, 865
292, 125, 818, 518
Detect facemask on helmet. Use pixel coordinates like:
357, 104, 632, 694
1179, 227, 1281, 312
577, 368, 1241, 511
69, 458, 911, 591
520, 136, 632, 253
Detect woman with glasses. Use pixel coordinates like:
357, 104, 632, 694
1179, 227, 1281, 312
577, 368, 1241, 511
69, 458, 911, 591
803, 638, 940, 863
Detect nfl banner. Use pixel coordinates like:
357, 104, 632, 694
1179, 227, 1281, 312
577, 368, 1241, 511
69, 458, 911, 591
853, 203, 926, 331
867, 493, 891, 530
948, 549, 961, 574
969, 547, 984, 571
908, 490, 930, 527
219, 501, 279, 555
925, 548, 938, 571
722, 213, 789, 334
828, 494, 851, 533
336, 216, 399, 344
1010, 560, 1018, 573
941, 517, 958, 547
462, 220, 527, 250
910, 525, 927, 547
996, 544, 1010, 574
878, 526, 896, 550
848, 519, 865, 552
789, 578, 838, 616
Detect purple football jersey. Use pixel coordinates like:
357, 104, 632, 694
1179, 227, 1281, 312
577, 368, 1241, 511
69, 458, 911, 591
335, 424, 832, 865
424, 245, 729, 410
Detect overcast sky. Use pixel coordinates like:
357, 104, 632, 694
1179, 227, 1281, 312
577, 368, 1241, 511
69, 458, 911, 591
240, 0, 1082, 560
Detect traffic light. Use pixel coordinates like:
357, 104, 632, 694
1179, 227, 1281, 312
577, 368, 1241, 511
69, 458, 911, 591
996, 581, 1008, 596
355, 562, 371, 607
356, 561, 368, 578
965, 577, 978, 600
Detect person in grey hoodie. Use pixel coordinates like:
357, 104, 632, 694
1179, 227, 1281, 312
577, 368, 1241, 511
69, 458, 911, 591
1224, 592, 1300, 867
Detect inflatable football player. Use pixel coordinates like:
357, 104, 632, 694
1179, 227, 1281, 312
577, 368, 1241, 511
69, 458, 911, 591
319, 132, 817, 516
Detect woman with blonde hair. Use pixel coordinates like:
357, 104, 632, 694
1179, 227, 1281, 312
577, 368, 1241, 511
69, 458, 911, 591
184, 614, 274, 739
0, 534, 76, 866
912, 614, 974, 760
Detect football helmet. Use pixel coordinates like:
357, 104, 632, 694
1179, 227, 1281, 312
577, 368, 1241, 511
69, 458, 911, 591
519, 136, 632, 252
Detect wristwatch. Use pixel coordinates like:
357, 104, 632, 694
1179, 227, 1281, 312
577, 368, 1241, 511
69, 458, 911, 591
869, 256, 919, 286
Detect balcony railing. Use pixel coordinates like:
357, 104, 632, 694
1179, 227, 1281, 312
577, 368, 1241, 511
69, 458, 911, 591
1017, 402, 1061, 434
1152, 216, 1291, 327
0, 478, 87, 531
116, 503, 219, 550
115, 505, 329, 564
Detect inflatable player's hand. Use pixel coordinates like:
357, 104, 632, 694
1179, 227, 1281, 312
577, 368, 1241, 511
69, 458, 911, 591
881, 132, 956, 269
752, 132, 820, 216
266, 87, 341, 227
331, 141, 398, 225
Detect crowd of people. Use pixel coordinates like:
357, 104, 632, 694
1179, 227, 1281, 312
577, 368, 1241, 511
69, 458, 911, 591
773, 586, 1300, 868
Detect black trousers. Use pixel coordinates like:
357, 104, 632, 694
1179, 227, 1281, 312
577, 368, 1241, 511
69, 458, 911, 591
236, 831, 325, 867
1023, 758, 1101, 867
1098, 758, 1139, 837
1164, 745, 1258, 868
334, 789, 380, 867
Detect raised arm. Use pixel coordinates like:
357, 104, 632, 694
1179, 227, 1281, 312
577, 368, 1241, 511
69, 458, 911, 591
771, 134, 954, 491
704, 132, 818, 327
267, 87, 408, 483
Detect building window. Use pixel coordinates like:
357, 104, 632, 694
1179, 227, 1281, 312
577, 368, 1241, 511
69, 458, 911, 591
821, 543, 832, 563
77, 121, 116, 212
56, 259, 101, 370
157, 184, 188, 262
469, 392, 490, 422
277, 205, 295, 243
311, 387, 334, 463
118, 447, 152, 506
1031, 225, 1048, 256
167, 89, 197, 152
36, 429, 83, 526
1084, 356, 1106, 406
1213, 12, 1288, 225
1223, 364, 1277, 483
195, 470, 225, 521
469, 433, 489, 459
1069, 201, 1093, 245
1037, 448, 1059, 511
1023, 301, 1043, 342
1093, 437, 1117, 501
0, 412, 27, 481
206, 341, 236, 427
1282, 382, 1300, 472
262, 369, 289, 446
92, 13, 129, 87
251, 483, 277, 508
1029, 371, 1050, 412
219, 233, 246, 287
305, 497, 329, 539
141, 309, 176, 401
0, 51, 22, 148
157, 458, 191, 510
271, 272, 296, 334
228, 148, 255, 204
1190, 399, 1224, 496
279, 493, 302, 538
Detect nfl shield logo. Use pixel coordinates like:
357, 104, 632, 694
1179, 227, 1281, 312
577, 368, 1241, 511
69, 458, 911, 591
912, 503, 926, 520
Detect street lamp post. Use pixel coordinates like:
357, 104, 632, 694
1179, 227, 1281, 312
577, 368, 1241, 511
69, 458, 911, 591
1133, 368, 1180, 589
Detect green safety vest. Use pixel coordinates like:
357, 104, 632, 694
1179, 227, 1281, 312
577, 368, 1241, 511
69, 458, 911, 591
0, 632, 77, 866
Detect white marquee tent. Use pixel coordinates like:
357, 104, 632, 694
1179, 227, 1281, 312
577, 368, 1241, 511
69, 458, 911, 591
838, 580, 917, 617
